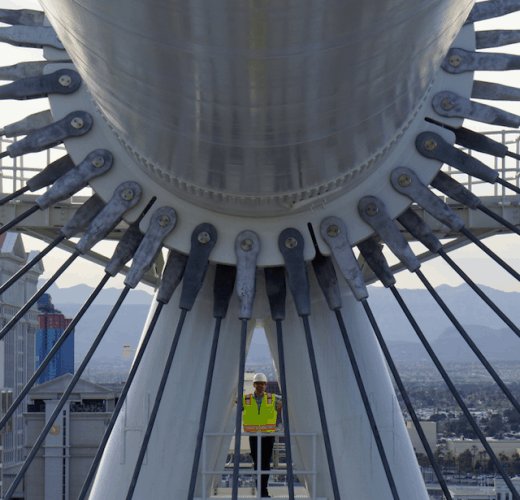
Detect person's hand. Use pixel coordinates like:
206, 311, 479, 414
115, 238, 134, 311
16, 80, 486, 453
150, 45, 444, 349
277, 401, 282, 412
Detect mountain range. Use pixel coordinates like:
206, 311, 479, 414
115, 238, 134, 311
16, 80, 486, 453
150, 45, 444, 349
40, 281, 520, 362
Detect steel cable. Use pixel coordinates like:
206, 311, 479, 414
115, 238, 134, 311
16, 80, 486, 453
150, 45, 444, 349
334, 308, 400, 500
460, 227, 520, 282
125, 308, 187, 500
3, 286, 130, 500
478, 204, 520, 237
0, 203, 39, 236
0, 273, 110, 433
232, 318, 249, 500
0, 233, 65, 297
416, 269, 520, 416
439, 248, 520, 339
361, 299, 453, 500
302, 315, 341, 500
389, 284, 520, 500
78, 301, 164, 500
0, 250, 80, 342
275, 319, 295, 500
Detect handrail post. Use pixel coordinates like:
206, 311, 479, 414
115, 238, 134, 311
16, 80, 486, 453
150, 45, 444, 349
202, 434, 206, 500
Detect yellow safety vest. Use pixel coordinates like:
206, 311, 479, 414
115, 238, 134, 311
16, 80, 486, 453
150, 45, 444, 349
242, 393, 277, 433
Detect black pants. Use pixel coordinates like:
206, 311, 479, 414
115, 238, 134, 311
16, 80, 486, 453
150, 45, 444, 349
249, 435, 275, 496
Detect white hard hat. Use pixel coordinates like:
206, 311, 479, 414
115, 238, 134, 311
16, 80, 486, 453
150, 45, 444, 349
253, 373, 267, 383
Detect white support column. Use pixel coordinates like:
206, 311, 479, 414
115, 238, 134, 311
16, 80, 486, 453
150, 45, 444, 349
263, 264, 429, 499
89, 266, 256, 499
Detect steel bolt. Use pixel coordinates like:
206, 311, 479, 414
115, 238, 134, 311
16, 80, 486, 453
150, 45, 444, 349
285, 237, 298, 249
441, 98, 455, 111
71, 117, 84, 130
198, 231, 210, 244
58, 74, 72, 87
241, 238, 254, 251
158, 215, 170, 227
365, 203, 378, 216
92, 156, 105, 168
424, 138, 438, 151
449, 54, 462, 67
121, 189, 134, 201
398, 174, 412, 187
327, 224, 340, 237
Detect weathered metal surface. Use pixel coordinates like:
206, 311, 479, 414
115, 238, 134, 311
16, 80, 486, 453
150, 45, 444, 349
40, 0, 473, 211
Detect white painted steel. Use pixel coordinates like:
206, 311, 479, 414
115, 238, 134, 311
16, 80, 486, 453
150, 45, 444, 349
263, 266, 428, 499
39, 0, 474, 216
89, 266, 256, 499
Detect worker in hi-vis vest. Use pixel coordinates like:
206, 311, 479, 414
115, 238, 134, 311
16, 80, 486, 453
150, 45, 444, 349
237, 373, 283, 498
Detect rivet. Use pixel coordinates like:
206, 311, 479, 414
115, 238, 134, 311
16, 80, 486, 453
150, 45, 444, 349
198, 231, 210, 244
71, 117, 84, 130
365, 203, 378, 216
424, 138, 438, 151
285, 237, 298, 249
241, 238, 254, 251
92, 156, 105, 168
449, 54, 462, 67
327, 224, 340, 238
121, 189, 134, 201
158, 215, 170, 227
398, 174, 412, 187
58, 74, 72, 87
441, 98, 455, 111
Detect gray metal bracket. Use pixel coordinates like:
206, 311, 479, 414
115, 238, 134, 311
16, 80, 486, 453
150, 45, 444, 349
430, 171, 482, 210
60, 195, 105, 239
75, 182, 142, 255
476, 30, 520, 50
156, 251, 188, 305
4, 111, 93, 158
432, 91, 520, 128
472, 81, 520, 101
36, 150, 113, 210
357, 237, 396, 288
0, 61, 48, 80
442, 48, 520, 73
358, 196, 420, 272
125, 206, 178, 289
0, 25, 63, 49
0, 8, 45, 26
416, 131, 499, 184
397, 208, 443, 254
179, 223, 218, 311
320, 216, 367, 301
235, 230, 261, 320
278, 228, 311, 316
0, 69, 80, 100
466, 0, 520, 24
1, 110, 53, 138
390, 167, 465, 232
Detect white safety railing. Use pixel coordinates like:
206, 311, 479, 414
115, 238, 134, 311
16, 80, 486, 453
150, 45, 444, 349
202, 431, 317, 500
441, 130, 520, 204
3, 130, 520, 207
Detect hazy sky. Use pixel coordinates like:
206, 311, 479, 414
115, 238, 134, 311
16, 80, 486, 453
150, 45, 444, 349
2, 1, 520, 295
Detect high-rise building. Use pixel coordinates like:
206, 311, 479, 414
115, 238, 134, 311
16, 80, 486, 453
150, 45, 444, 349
0, 232, 43, 489
35, 294, 74, 384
